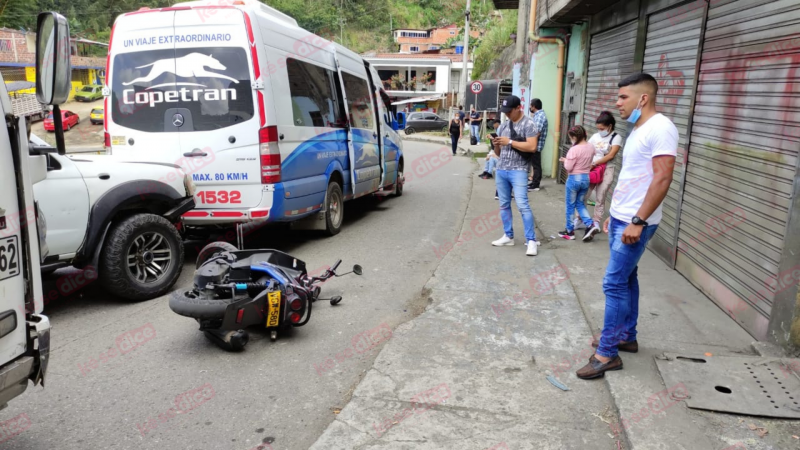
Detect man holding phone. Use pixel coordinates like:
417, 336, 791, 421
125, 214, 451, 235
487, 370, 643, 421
490, 95, 542, 256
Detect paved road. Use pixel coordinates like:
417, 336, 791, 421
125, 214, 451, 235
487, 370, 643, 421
2, 141, 473, 450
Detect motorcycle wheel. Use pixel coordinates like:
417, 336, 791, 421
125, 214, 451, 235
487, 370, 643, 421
196, 241, 238, 269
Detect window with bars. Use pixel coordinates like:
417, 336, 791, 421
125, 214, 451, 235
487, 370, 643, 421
0, 40, 13, 52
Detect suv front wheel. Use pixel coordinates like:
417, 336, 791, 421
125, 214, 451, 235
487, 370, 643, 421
100, 213, 184, 300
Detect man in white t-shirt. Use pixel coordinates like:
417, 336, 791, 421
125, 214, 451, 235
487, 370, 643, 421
577, 73, 678, 380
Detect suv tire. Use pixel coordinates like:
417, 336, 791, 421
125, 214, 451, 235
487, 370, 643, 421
100, 213, 184, 301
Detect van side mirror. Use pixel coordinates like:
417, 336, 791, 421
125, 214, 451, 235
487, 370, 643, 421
35, 12, 71, 156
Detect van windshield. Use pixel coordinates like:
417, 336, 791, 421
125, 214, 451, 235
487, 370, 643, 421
110, 47, 254, 132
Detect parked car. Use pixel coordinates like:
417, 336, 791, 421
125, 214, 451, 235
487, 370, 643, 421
43, 110, 79, 131
29, 134, 196, 300
90, 107, 104, 125
74, 85, 103, 102
403, 112, 449, 135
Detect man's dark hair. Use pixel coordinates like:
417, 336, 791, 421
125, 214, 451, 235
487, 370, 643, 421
459, 105, 463, 110
530, 98, 543, 110
596, 110, 616, 131
618, 73, 659, 95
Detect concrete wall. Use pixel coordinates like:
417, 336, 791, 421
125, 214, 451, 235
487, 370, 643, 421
566, 23, 588, 125
530, 29, 562, 178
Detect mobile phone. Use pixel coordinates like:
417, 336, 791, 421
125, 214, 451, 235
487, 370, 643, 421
490, 133, 498, 138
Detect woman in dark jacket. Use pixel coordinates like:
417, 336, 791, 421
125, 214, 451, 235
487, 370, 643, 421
449, 114, 463, 155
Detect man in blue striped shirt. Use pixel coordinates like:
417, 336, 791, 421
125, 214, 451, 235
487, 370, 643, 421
528, 98, 548, 191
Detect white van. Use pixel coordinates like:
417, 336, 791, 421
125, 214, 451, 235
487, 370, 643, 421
105, 0, 404, 235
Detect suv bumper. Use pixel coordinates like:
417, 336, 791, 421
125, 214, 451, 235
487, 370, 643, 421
0, 314, 50, 408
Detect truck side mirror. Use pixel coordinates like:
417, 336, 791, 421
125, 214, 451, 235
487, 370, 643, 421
35, 12, 71, 155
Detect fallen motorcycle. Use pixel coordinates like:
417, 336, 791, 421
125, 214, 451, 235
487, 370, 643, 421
169, 242, 362, 351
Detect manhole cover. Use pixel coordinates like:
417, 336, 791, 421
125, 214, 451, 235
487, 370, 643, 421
655, 353, 800, 419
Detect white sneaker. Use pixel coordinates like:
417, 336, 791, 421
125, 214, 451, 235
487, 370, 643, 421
492, 235, 514, 246
526, 240, 538, 256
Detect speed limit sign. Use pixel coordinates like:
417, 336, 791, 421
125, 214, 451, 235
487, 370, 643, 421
470, 81, 483, 94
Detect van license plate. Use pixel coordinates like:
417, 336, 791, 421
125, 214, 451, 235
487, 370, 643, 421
266, 291, 280, 327
0, 236, 20, 281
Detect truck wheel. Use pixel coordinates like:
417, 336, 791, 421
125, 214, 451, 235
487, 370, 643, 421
324, 181, 343, 236
100, 213, 184, 301
196, 241, 238, 269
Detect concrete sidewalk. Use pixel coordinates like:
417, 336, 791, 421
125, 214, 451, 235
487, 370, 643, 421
311, 164, 800, 449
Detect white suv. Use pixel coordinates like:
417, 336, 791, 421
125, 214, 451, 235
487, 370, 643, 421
29, 134, 196, 300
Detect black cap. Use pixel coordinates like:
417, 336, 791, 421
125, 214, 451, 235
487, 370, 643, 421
499, 95, 521, 113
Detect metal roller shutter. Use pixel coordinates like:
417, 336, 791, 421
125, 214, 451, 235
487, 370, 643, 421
582, 20, 638, 144
642, 1, 706, 264
580, 21, 638, 215
676, 0, 800, 339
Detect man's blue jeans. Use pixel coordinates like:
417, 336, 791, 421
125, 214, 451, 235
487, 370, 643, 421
471, 124, 480, 140
596, 217, 659, 358
484, 157, 498, 174
495, 169, 536, 242
565, 174, 593, 232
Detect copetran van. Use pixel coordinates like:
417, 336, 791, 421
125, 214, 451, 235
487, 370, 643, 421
105, 0, 404, 236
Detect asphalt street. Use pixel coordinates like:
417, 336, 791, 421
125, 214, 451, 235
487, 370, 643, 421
1, 141, 472, 450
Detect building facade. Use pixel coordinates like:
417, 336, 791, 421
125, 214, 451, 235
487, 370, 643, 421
500, 0, 800, 348
364, 53, 474, 114
0, 28, 107, 100
393, 24, 481, 54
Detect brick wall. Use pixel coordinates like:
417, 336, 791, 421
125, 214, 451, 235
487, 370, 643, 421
0, 30, 35, 64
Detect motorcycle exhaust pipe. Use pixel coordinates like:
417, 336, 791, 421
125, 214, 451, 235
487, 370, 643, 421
204, 329, 249, 351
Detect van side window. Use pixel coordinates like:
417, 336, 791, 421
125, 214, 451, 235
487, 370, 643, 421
379, 89, 392, 125
341, 72, 374, 130
286, 58, 343, 128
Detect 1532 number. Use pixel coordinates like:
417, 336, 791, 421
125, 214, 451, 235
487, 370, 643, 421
196, 190, 242, 204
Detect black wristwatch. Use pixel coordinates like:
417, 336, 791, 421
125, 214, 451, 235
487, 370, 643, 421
631, 216, 648, 226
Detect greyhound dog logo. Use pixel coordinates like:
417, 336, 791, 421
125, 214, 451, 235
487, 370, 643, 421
124, 53, 239, 89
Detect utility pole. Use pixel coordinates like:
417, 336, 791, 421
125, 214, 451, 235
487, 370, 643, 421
458, 0, 471, 109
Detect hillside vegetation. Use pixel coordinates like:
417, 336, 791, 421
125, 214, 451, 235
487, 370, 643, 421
1, 0, 512, 65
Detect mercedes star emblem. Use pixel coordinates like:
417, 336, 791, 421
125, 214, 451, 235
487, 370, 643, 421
172, 113, 184, 127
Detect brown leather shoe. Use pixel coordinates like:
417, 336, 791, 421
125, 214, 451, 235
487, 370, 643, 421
576, 355, 623, 379
591, 338, 639, 353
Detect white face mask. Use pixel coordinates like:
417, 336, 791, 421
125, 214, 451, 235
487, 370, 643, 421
599, 130, 610, 138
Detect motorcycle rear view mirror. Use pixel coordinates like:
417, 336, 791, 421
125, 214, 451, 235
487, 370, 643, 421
335, 264, 363, 277
35, 12, 71, 156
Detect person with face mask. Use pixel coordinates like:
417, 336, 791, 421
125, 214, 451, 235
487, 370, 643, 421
557, 125, 598, 241
576, 72, 678, 380
579, 111, 623, 239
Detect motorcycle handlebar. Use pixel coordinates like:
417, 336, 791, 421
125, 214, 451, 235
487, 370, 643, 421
331, 259, 342, 272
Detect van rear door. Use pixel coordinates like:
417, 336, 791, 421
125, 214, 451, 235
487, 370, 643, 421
108, 11, 180, 167
171, 9, 261, 209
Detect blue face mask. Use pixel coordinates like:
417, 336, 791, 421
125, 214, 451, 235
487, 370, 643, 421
627, 96, 645, 124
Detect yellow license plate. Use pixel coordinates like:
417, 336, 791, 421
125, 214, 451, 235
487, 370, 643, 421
111, 136, 126, 146
266, 291, 280, 327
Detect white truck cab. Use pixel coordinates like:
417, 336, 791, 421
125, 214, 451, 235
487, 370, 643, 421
105, 0, 404, 236
0, 11, 67, 408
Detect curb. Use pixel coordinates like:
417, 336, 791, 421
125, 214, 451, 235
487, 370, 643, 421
401, 135, 474, 157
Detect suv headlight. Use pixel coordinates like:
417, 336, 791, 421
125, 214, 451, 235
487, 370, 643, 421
184, 174, 196, 196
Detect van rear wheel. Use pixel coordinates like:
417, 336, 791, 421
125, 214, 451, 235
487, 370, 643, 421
324, 181, 343, 236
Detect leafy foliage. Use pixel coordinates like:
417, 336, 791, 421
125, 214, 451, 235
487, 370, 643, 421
470, 10, 517, 80
0, 0, 511, 61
